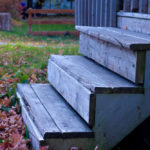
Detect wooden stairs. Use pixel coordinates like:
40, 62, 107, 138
16, 26, 150, 150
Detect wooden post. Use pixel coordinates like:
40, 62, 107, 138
0, 13, 12, 31
27, 8, 32, 33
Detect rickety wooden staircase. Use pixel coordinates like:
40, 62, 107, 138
16, 25, 150, 150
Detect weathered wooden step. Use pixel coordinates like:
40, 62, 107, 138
17, 84, 94, 150
16, 91, 46, 150
48, 55, 143, 126
76, 26, 150, 84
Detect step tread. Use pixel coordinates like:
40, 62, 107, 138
17, 84, 60, 138
50, 55, 143, 93
17, 84, 94, 139
76, 26, 150, 51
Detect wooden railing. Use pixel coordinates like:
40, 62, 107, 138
75, 0, 118, 27
123, 0, 150, 13
27, 8, 78, 36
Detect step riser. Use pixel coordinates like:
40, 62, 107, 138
117, 12, 150, 35
48, 60, 95, 126
17, 91, 94, 150
94, 93, 150, 150
79, 33, 146, 84
46, 138, 94, 150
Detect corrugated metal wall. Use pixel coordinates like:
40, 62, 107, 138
75, 0, 118, 27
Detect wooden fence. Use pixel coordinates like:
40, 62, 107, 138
27, 8, 78, 36
123, 0, 150, 13
75, 0, 118, 27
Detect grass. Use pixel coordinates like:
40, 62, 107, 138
0, 22, 79, 82
0, 23, 78, 45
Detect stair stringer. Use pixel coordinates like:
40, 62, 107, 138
93, 51, 150, 150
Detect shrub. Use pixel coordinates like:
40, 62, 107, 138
0, 0, 21, 19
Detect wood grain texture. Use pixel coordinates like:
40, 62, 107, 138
31, 84, 94, 138
94, 93, 150, 150
48, 59, 95, 126
79, 32, 146, 84
16, 92, 46, 150
76, 26, 150, 51
17, 84, 61, 139
117, 11, 150, 35
49, 55, 144, 92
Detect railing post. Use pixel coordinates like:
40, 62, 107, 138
139, 0, 148, 13
130, 0, 139, 12
148, 0, 150, 13
92, 0, 96, 26
110, 0, 117, 27
123, 0, 131, 12
95, 0, 101, 26
88, 0, 92, 26
100, 0, 105, 26
75, 0, 78, 25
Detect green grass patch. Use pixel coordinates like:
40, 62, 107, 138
0, 43, 79, 82
0, 23, 79, 81
0, 23, 77, 44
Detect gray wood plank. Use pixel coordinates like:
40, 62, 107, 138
17, 84, 61, 139
139, 0, 148, 13
75, 0, 78, 25
123, 0, 131, 12
31, 84, 94, 138
76, 26, 150, 51
88, 0, 92, 26
131, 0, 139, 12
110, 0, 117, 27
48, 60, 95, 126
100, 0, 105, 26
50, 55, 143, 93
16, 92, 46, 149
95, 0, 101, 26
148, 0, 150, 13
117, 11, 150, 34
79, 31, 146, 84
104, 0, 110, 27
92, 0, 96, 26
